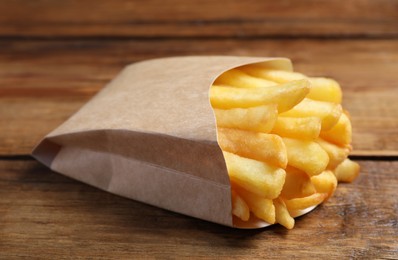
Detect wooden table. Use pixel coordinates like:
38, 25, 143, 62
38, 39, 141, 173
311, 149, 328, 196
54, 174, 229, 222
1, 1, 397, 258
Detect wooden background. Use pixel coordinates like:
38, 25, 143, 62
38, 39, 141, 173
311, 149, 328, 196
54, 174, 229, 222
1, 1, 397, 258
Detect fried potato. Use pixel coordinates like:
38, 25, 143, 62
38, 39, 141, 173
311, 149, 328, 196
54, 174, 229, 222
210, 64, 358, 228
231, 189, 250, 221
218, 128, 287, 168
282, 138, 329, 176
214, 104, 278, 133
223, 152, 286, 199
310, 170, 338, 199
279, 98, 343, 131
284, 193, 327, 211
233, 184, 276, 224
242, 67, 306, 83
334, 159, 360, 183
210, 80, 310, 112
281, 166, 316, 199
308, 77, 342, 104
320, 112, 352, 147
241, 67, 342, 103
316, 138, 350, 169
274, 198, 295, 229
214, 69, 276, 88
271, 116, 322, 140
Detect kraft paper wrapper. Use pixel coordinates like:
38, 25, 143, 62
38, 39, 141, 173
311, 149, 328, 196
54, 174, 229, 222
32, 56, 316, 229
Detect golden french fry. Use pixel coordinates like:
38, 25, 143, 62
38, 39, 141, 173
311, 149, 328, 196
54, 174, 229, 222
223, 152, 286, 199
242, 67, 345, 126
283, 193, 327, 211
316, 138, 350, 169
279, 98, 342, 131
241, 67, 342, 103
283, 137, 329, 176
281, 166, 316, 199
320, 112, 352, 147
214, 104, 278, 133
241, 67, 306, 83
218, 128, 287, 168
271, 116, 322, 140
274, 198, 295, 229
214, 69, 276, 88
334, 159, 360, 183
231, 189, 250, 221
308, 77, 342, 104
233, 184, 276, 224
210, 80, 310, 112
310, 170, 338, 199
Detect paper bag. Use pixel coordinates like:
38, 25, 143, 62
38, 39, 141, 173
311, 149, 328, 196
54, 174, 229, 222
33, 56, 315, 228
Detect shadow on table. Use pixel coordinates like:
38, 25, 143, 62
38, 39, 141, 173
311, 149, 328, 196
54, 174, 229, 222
15, 161, 292, 249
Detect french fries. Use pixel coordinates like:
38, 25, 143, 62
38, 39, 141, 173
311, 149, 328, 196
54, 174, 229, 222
307, 77, 342, 104
316, 138, 350, 169
241, 67, 342, 103
274, 198, 295, 229
310, 170, 338, 198
279, 98, 343, 131
271, 117, 322, 140
280, 166, 316, 199
223, 152, 286, 199
231, 190, 250, 221
282, 137, 329, 176
214, 69, 276, 88
214, 105, 278, 133
283, 193, 327, 211
234, 185, 276, 224
320, 112, 352, 146
210, 64, 359, 229
334, 158, 360, 183
218, 128, 287, 168
241, 67, 306, 83
210, 80, 310, 112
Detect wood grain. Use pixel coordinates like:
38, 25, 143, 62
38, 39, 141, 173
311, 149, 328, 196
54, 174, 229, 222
1, 1, 397, 258
0, 0, 397, 38
0, 159, 396, 258
1, 39, 397, 156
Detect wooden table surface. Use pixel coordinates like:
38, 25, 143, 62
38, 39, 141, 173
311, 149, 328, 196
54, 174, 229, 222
1, 1, 398, 259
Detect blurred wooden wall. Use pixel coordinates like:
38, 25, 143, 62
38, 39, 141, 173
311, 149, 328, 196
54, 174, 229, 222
1, 1, 398, 156
1, 0, 397, 38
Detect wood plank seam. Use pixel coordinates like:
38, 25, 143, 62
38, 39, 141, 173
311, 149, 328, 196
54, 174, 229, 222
1, 35, 398, 41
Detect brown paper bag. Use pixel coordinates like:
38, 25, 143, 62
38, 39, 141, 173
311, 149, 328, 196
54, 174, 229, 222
33, 56, 315, 228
